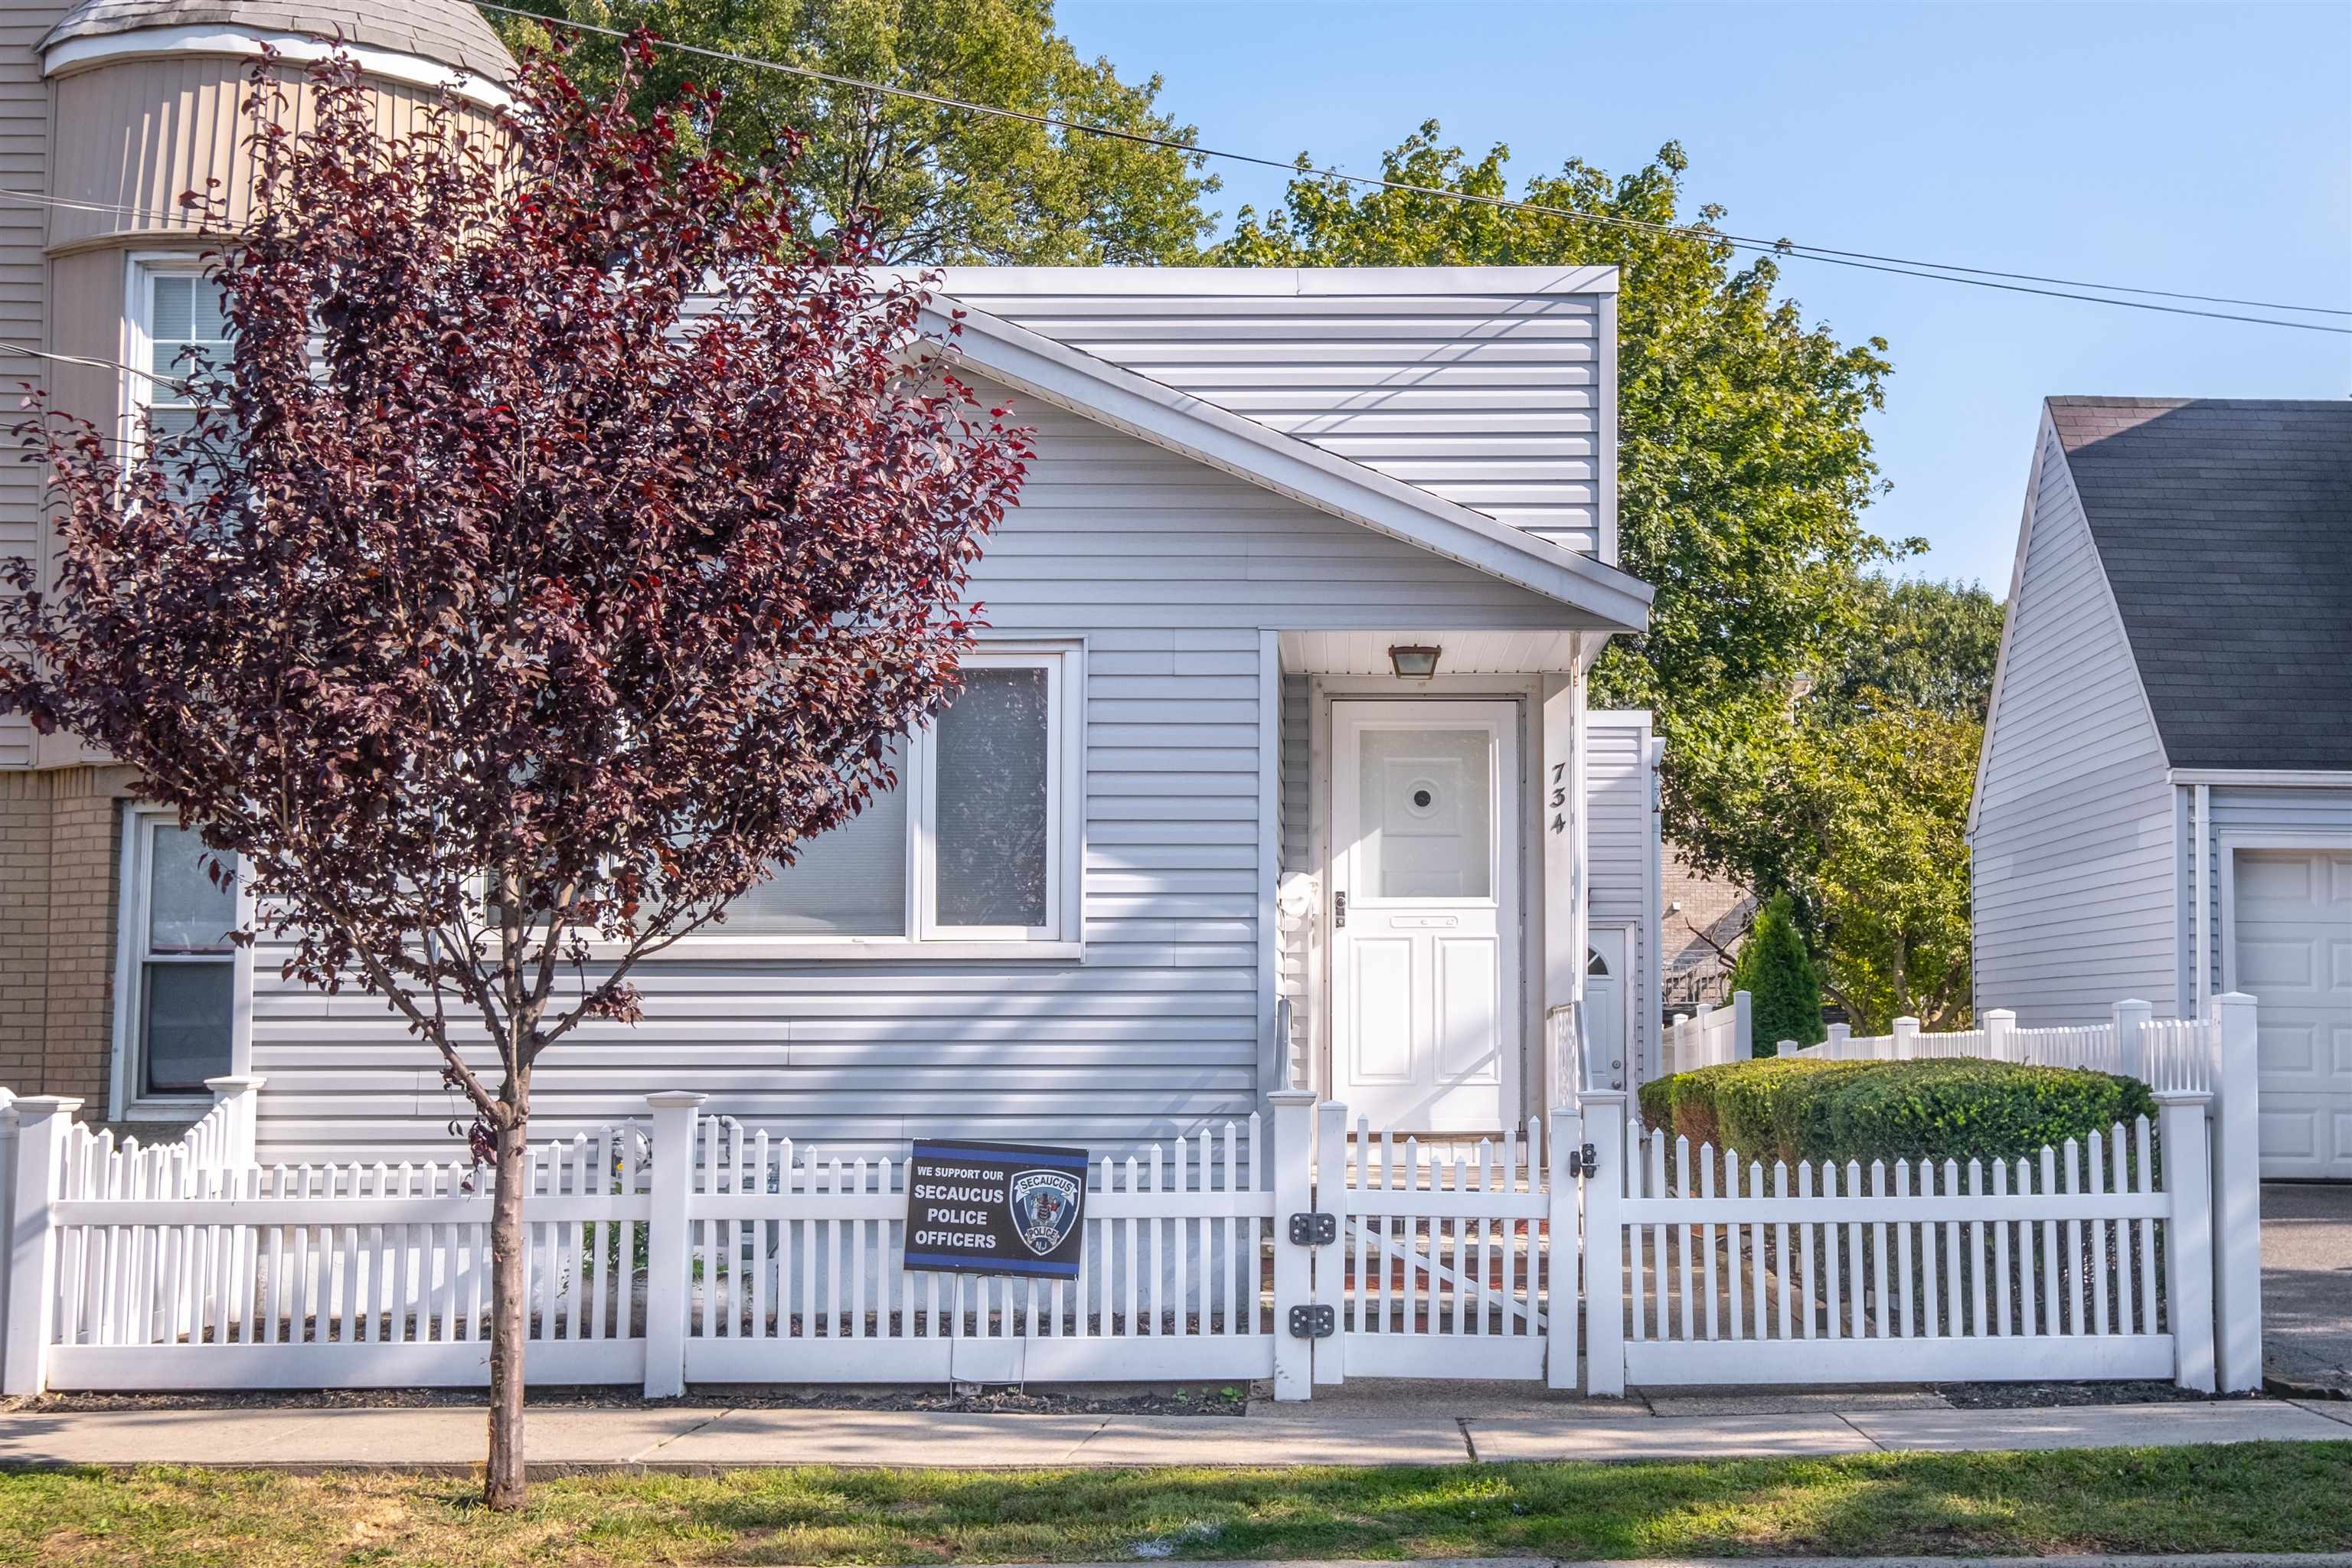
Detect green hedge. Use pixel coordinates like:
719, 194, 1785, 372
1635, 1056, 2159, 1168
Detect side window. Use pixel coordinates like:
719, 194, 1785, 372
119, 814, 237, 1102
131, 262, 232, 499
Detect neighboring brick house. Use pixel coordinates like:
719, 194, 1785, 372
1659, 846, 1753, 1016
0, 0, 512, 1132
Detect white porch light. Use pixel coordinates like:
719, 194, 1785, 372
1387, 644, 1441, 681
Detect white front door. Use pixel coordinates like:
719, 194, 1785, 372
2232, 848, 2352, 1180
1586, 927, 1628, 1094
1330, 701, 1519, 1132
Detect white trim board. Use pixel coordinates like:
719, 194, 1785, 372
2172, 770, 2352, 789
42, 25, 514, 111
916, 264, 1622, 298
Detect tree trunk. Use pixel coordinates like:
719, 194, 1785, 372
484, 1108, 531, 1510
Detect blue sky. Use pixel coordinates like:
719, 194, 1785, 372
1057, 0, 2352, 592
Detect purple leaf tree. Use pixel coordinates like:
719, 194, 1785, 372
1, 39, 1028, 1507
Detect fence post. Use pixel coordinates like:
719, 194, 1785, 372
1268, 1088, 1317, 1402
1312, 1099, 1348, 1387
1984, 1008, 2016, 1063
2111, 999, 2151, 1081
2156, 1089, 2216, 1392
1890, 1016, 1919, 1061
642, 1090, 704, 1400
1668, 1013, 1690, 1076
3, 1096, 80, 1396
1578, 1091, 1627, 1396
2208, 992, 2262, 1393
1546, 1102, 1581, 1389
1730, 991, 1753, 1061
1824, 1021, 1850, 1060
204, 1075, 266, 1168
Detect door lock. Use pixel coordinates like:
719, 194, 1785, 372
1333, 891, 1347, 928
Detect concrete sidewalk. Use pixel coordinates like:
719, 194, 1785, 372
0, 1395, 2345, 1472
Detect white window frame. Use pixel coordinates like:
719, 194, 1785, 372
122, 251, 223, 443
666, 640, 1086, 961
110, 805, 254, 1120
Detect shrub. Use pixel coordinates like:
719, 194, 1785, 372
1636, 1056, 2158, 1169
1730, 893, 1825, 1053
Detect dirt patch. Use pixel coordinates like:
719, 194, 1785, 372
3, 1381, 1256, 1418
1931, 1378, 2253, 1408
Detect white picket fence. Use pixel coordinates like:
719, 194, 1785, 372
663, 1096, 1277, 1390
0, 996, 2263, 1399
1664, 991, 1753, 1075
1772, 993, 2262, 1393
1579, 1101, 2213, 1391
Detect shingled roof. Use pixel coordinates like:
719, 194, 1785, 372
2047, 397, 2352, 771
42, 0, 514, 83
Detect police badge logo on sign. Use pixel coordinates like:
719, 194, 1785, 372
1011, 1168, 1082, 1256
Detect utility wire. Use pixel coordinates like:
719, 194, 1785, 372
473, 0, 2352, 335
0, 341, 184, 387
0, 188, 245, 232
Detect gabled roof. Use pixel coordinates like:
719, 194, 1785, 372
2047, 397, 2352, 771
923, 296, 1652, 631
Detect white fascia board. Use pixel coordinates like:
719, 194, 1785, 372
2167, 769, 2352, 788
924, 302, 1651, 630
43, 26, 514, 111
922, 264, 1621, 298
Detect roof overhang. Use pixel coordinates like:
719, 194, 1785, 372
919, 298, 1651, 632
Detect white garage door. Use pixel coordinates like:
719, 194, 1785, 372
2233, 849, 2352, 1180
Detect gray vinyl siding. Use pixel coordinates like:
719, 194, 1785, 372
251, 387, 1588, 1162
0, 9, 61, 769
1587, 714, 1657, 1073
942, 275, 1606, 555
2190, 784, 2352, 1002
1970, 423, 2179, 1024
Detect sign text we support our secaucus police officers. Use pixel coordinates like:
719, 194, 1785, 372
903, 1139, 1088, 1280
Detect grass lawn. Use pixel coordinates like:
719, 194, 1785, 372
1, 1442, 2347, 1566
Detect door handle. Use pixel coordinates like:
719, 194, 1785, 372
1333, 891, 1347, 928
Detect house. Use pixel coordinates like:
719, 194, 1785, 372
0, 1, 1672, 1164
1969, 397, 2352, 1179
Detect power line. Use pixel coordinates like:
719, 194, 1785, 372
473, 0, 2352, 335
0, 188, 246, 233
0, 341, 184, 387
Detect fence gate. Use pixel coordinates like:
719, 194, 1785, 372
1300, 1100, 1576, 1388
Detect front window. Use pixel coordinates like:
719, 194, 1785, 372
717, 647, 1080, 949
118, 812, 238, 1101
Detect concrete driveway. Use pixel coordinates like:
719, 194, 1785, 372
2265, 1181, 2352, 1398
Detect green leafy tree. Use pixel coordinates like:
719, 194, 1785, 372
1788, 703, 1980, 1031
1728, 893, 1825, 1053
1213, 125, 1905, 862
1815, 576, 2004, 724
492, 0, 1218, 263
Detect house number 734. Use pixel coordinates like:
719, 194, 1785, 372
1549, 761, 1567, 834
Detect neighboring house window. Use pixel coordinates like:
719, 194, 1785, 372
717, 646, 1083, 949
116, 811, 239, 1104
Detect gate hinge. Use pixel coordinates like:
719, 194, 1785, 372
1288, 1210, 1338, 1246
1570, 1142, 1599, 1180
1288, 1303, 1336, 1339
